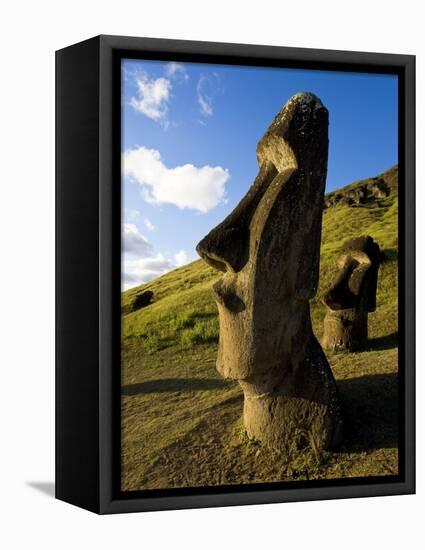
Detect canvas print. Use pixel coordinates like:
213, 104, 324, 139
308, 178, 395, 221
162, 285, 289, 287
120, 59, 398, 492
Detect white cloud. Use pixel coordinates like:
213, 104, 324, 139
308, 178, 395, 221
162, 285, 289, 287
165, 62, 189, 80
124, 208, 141, 222
122, 223, 170, 289
121, 227, 194, 289
122, 254, 172, 290
174, 250, 188, 267
124, 210, 155, 232
123, 146, 229, 213
197, 74, 220, 117
130, 74, 172, 123
122, 223, 151, 257
198, 95, 213, 116
144, 218, 155, 231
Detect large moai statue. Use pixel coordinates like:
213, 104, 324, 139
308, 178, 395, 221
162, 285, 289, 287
321, 236, 381, 352
196, 93, 343, 453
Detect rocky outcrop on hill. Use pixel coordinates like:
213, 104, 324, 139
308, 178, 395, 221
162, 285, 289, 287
324, 165, 398, 209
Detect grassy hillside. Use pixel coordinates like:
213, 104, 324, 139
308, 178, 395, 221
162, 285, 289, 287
121, 165, 399, 491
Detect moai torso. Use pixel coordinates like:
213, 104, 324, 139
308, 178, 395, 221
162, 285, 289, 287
321, 236, 381, 352
196, 92, 343, 454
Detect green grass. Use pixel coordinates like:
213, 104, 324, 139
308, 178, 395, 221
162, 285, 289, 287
120, 166, 399, 491
122, 262, 221, 353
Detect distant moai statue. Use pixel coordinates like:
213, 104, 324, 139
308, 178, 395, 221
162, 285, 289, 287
196, 93, 343, 454
321, 236, 381, 352
131, 290, 154, 311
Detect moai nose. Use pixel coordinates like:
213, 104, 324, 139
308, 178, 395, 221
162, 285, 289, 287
323, 236, 381, 312
323, 259, 360, 310
196, 160, 278, 273
196, 226, 247, 273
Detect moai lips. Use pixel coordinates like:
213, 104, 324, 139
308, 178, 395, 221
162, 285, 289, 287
196, 93, 343, 453
322, 236, 381, 352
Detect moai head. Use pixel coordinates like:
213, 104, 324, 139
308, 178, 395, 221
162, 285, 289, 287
196, 93, 329, 381
323, 236, 381, 314
321, 236, 382, 352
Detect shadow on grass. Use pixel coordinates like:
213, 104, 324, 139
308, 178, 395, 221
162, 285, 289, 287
382, 248, 398, 262
122, 377, 229, 396
366, 332, 398, 351
337, 372, 398, 453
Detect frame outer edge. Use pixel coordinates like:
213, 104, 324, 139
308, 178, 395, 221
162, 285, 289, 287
99, 36, 115, 514
403, 54, 415, 494
94, 35, 415, 514
55, 36, 102, 513
99, 34, 414, 67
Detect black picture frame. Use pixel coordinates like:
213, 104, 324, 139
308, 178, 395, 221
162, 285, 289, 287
56, 34, 415, 514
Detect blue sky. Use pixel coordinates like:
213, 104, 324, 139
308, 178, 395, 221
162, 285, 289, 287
121, 58, 398, 290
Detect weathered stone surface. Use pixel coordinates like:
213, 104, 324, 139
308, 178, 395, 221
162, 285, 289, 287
196, 92, 343, 453
370, 178, 390, 199
321, 236, 381, 352
132, 290, 153, 311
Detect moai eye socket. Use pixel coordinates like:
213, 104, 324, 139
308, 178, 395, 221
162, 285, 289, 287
196, 161, 278, 274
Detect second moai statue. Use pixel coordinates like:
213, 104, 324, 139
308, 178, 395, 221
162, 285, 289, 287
321, 236, 381, 352
196, 93, 343, 454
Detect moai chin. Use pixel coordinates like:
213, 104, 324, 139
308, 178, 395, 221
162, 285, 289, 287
321, 236, 381, 352
196, 92, 343, 453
